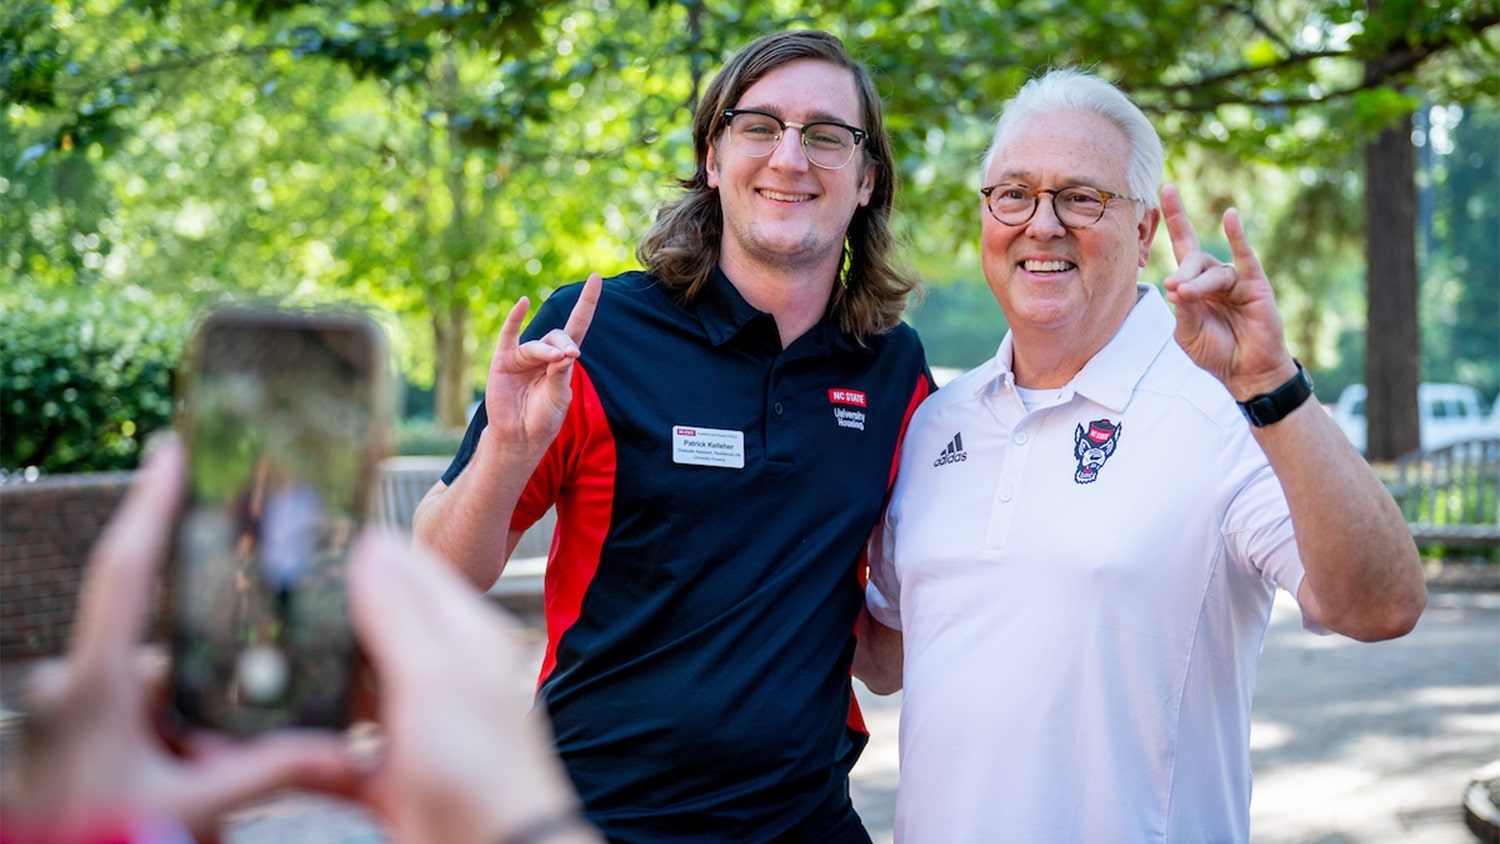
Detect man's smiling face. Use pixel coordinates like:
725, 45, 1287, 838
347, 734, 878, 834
707, 58, 874, 277
980, 109, 1156, 347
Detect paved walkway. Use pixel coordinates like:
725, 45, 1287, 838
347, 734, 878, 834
2, 584, 1496, 843
851, 588, 1500, 843
1243, 588, 1499, 843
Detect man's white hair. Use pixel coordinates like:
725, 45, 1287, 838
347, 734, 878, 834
981, 67, 1165, 213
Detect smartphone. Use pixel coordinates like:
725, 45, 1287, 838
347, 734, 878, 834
166, 307, 391, 736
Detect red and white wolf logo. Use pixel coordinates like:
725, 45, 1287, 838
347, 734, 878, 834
1073, 419, 1121, 484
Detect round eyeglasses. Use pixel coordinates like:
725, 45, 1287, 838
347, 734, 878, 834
980, 183, 1146, 229
721, 109, 867, 170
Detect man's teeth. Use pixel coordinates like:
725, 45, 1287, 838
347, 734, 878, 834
1023, 260, 1073, 272
761, 190, 813, 202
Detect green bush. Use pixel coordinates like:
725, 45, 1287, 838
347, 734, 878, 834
394, 418, 466, 457
1, 290, 461, 473
1, 290, 191, 474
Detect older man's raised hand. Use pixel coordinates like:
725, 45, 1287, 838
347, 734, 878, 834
1160, 183, 1298, 400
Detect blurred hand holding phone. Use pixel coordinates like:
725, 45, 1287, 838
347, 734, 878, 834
1, 437, 602, 843
168, 306, 391, 736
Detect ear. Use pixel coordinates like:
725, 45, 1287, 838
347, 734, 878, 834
706, 144, 721, 190
856, 160, 876, 207
1137, 206, 1161, 268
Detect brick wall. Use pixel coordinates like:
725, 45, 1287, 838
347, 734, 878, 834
0, 467, 548, 661
0, 473, 132, 660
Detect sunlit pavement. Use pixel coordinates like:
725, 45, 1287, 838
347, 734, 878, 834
849, 589, 1500, 844
1, 587, 1494, 843
1241, 589, 1500, 843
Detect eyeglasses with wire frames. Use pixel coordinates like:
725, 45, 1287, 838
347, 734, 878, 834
720, 109, 867, 170
979, 183, 1146, 229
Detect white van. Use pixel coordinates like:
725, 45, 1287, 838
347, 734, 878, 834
1330, 382, 1493, 453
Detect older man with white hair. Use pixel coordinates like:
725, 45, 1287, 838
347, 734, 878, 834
855, 67, 1427, 843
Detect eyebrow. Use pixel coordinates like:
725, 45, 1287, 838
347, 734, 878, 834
992, 171, 1107, 188
736, 104, 861, 127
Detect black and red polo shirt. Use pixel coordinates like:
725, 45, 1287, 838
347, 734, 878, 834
444, 269, 931, 842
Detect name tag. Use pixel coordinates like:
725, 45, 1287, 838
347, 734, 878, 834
671, 425, 745, 469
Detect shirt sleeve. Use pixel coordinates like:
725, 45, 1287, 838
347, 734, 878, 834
864, 506, 902, 629
1225, 460, 1331, 635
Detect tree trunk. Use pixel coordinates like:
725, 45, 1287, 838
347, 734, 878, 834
432, 45, 476, 431
432, 299, 471, 430
1363, 113, 1422, 462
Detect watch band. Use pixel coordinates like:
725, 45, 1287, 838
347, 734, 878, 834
1237, 360, 1314, 427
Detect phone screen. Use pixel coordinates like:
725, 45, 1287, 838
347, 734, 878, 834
168, 309, 388, 735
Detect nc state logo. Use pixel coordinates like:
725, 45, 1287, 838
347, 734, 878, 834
1073, 419, 1121, 484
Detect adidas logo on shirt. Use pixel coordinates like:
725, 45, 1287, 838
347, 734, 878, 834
933, 432, 967, 467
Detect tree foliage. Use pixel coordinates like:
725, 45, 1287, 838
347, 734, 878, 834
3, 0, 1496, 465
1421, 103, 1500, 396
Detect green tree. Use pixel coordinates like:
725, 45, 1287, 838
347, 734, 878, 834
1421, 102, 1500, 402
5, 0, 1496, 459
861, 0, 1497, 458
3, 0, 679, 426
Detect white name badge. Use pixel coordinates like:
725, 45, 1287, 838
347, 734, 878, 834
671, 425, 745, 469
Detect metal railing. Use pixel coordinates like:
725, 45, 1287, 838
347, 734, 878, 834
1389, 438, 1500, 548
372, 456, 554, 596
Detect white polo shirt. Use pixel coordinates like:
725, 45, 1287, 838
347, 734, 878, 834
868, 285, 1320, 844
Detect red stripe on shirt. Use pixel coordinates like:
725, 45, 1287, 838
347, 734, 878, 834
846, 370, 935, 734
514, 365, 617, 686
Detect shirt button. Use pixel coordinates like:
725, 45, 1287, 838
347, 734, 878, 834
774, 401, 784, 416
1014, 431, 1029, 445
999, 489, 1014, 503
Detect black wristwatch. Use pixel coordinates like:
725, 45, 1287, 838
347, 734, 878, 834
1237, 360, 1314, 428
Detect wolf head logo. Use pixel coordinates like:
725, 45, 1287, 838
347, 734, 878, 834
1073, 419, 1121, 484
